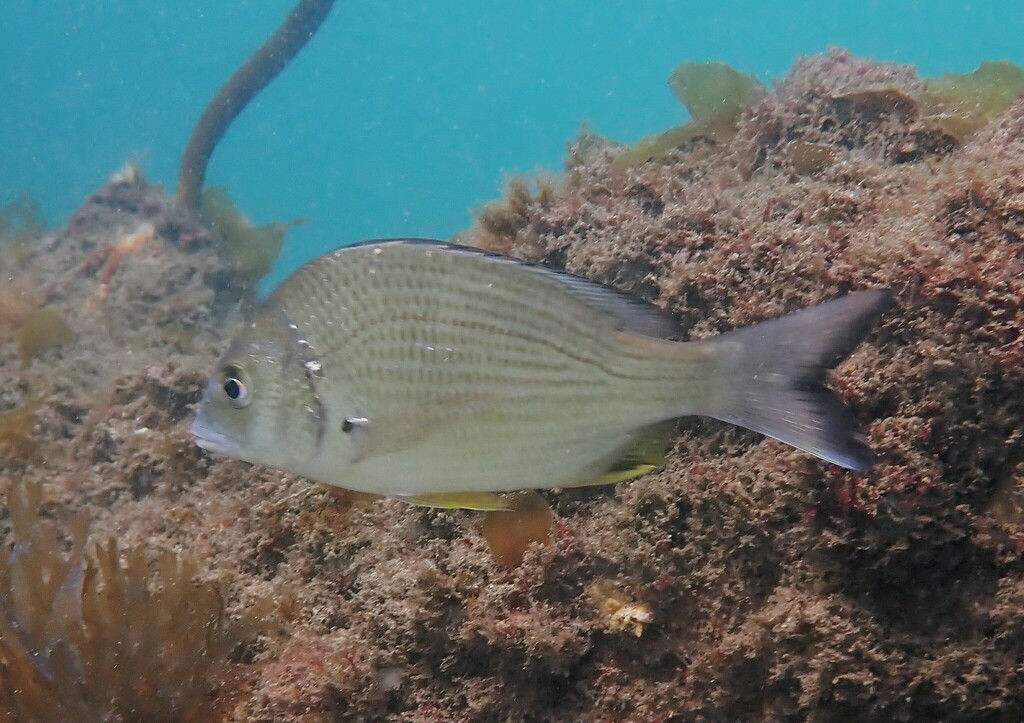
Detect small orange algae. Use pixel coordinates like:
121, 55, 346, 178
323, 485, 381, 511
481, 491, 554, 569
100, 221, 156, 283
14, 306, 73, 366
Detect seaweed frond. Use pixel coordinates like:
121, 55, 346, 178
0, 400, 41, 464
0, 481, 245, 721
921, 60, 1024, 140
0, 193, 46, 262
13, 307, 73, 367
612, 61, 765, 172
200, 187, 300, 286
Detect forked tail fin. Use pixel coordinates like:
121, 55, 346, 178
705, 289, 891, 470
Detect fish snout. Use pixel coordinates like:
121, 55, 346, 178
190, 412, 240, 457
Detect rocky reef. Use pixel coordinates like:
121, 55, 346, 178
1, 49, 1024, 721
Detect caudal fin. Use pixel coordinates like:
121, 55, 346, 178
706, 289, 891, 470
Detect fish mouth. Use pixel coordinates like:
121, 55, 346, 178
190, 418, 240, 457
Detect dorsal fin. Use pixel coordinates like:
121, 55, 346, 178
523, 265, 681, 339
339, 238, 682, 340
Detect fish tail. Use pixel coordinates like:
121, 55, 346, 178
703, 289, 891, 470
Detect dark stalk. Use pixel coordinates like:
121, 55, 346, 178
176, 0, 336, 211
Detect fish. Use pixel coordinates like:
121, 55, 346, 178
191, 239, 890, 510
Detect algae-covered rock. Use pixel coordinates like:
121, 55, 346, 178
7, 48, 1024, 722
459, 48, 1024, 720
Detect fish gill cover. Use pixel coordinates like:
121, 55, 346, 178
3, 44, 1024, 722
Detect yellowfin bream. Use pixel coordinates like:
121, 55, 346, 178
192, 240, 890, 510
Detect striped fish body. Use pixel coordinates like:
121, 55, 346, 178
192, 239, 889, 506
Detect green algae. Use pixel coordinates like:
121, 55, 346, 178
612, 61, 765, 173
669, 61, 767, 122
200, 186, 299, 285
921, 60, 1024, 140
14, 306, 73, 367
0, 193, 46, 262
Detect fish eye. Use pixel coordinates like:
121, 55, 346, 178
220, 364, 252, 409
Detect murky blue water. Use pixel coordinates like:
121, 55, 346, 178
2, 1, 1022, 287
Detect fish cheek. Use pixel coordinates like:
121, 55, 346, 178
275, 362, 328, 467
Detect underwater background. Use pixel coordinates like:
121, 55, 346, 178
4, 1, 1024, 288
6, 1, 1024, 721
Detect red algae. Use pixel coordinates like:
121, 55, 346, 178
3, 49, 1024, 720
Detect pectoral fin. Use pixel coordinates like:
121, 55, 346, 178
396, 491, 513, 511
350, 391, 504, 462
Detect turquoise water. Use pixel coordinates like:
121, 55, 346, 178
2, 1, 1022, 287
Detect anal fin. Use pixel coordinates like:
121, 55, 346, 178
396, 491, 512, 511
564, 420, 675, 488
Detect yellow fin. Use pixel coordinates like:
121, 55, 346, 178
565, 421, 674, 488
396, 491, 512, 511
593, 462, 660, 485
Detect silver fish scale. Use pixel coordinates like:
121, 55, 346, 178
259, 241, 707, 493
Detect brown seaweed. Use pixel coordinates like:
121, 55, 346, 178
0, 481, 247, 721
0, 401, 40, 463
